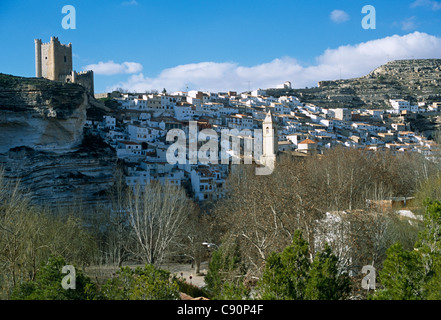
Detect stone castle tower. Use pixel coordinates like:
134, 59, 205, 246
35, 37, 94, 95
260, 110, 278, 169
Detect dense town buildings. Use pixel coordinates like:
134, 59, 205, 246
89, 88, 441, 202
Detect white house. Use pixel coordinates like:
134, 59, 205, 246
225, 114, 254, 130
102, 116, 116, 130
151, 170, 184, 187
320, 119, 334, 131
127, 124, 156, 142
190, 166, 225, 201
352, 122, 387, 133
186, 96, 202, 107
286, 133, 308, 146
278, 140, 295, 152
125, 169, 151, 188
390, 99, 410, 113
116, 141, 142, 159
251, 89, 267, 97
368, 110, 384, 120
174, 104, 195, 121
271, 102, 291, 114
330, 108, 352, 121
297, 138, 317, 153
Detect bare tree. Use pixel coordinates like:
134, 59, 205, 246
210, 147, 432, 281
177, 205, 212, 275
211, 156, 323, 278
0, 168, 97, 298
126, 181, 194, 267
102, 165, 133, 267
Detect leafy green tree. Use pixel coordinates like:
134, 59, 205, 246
218, 281, 250, 300
371, 243, 425, 300
100, 264, 180, 300
204, 250, 225, 298
305, 244, 351, 300
417, 199, 441, 254
10, 256, 96, 300
257, 231, 350, 300
373, 199, 441, 300
174, 277, 208, 299
204, 239, 249, 300
423, 255, 441, 300
416, 199, 441, 299
257, 230, 310, 300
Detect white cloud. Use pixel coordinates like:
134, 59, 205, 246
107, 32, 441, 93
83, 61, 143, 75
330, 10, 349, 23
411, 0, 441, 10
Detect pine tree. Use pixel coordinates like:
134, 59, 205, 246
416, 199, 441, 299
305, 244, 351, 300
100, 265, 180, 300
257, 230, 350, 300
373, 199, 441, 300
10, 256, 96, 300
372, 243, 425, 300
204, 240, 249, 299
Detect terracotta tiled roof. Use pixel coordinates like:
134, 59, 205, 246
179, 293, 210, 300
180, 293, 193, 300
298, 139, 317, 145
119, 141, 140, 145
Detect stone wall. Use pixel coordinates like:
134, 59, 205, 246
73, 70, 94, 96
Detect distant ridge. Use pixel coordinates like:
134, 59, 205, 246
266, 59, 441, 109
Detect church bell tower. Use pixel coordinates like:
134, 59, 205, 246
260, 111, 277, 169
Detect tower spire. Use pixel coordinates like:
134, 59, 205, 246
259, 109, 277, 173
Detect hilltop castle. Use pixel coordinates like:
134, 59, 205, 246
34, 37, 94, 95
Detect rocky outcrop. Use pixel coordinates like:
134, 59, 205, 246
0, 73, 88, 153
0, 139, 116, 208
266, 59, 441, 109
0, 73, 116, 209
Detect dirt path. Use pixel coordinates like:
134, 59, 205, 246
85, 261, 208, 288
161, 261, 208, 288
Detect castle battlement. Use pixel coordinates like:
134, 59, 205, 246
74, 70, 93, 76
36, 37, 72, 48
35, 37, 93, 95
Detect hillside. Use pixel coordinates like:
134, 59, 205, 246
266, 59, 441, 109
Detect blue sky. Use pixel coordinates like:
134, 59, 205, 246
1, 0, 441, 93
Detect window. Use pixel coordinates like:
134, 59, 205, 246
64, 56, 67, 63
